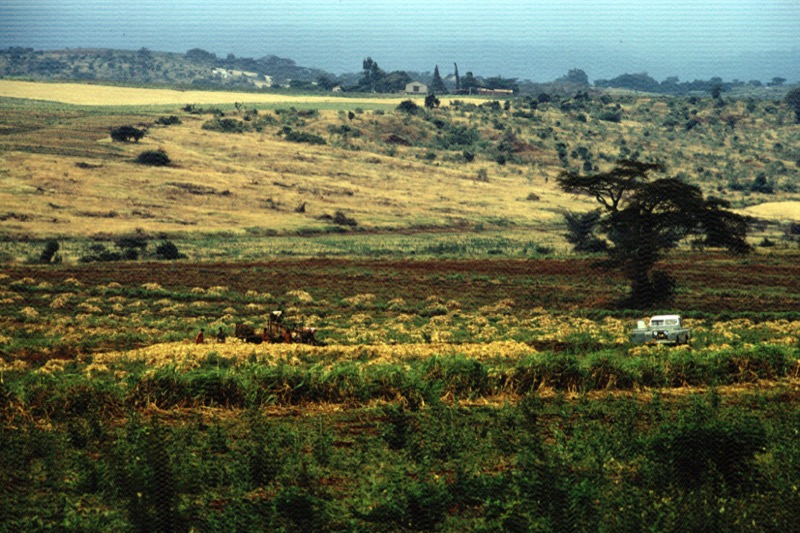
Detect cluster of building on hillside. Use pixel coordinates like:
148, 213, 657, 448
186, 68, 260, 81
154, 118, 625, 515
211, 68, 272, 88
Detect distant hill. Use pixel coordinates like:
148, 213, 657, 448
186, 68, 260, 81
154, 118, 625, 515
0, 47, 335, 90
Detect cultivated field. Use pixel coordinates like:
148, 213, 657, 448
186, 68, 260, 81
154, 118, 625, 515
3, 256, 800, 530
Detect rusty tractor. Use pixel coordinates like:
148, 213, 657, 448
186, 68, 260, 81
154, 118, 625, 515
234, 311, 320, 345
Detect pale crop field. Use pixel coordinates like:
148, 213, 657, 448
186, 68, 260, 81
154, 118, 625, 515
0, 79, 485, 108
742, 201, 800, 222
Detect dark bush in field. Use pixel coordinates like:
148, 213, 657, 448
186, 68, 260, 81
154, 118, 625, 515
135, 149, 172, 166
750, 173, 774, 194
38, 239, 60, 263
396, 99, 421, 115
563, 210, 607, 253
648, 415, 767, 492
155, 115, 182, 126
598, 110, 622, 122
116, 419, 187, 532
201, 117, 250, 133
115, 236, 147, 260
332, 210, 358, 227
110, 125, 146, 142
79, 243, 122, 262
283, 130, 326, 145
154, 240, 185, 260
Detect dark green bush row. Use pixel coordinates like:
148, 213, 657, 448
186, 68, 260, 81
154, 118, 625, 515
78, 239, 185, 262
201, 117, 251, 133
283, 129, 327, 145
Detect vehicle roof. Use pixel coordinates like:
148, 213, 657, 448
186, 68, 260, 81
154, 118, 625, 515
650, 315, 681, 321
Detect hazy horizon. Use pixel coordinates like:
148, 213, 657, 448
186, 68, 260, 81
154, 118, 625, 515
2, 1, 799, 83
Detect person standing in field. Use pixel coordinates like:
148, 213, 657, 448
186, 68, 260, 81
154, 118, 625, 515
195, 328, 205, 344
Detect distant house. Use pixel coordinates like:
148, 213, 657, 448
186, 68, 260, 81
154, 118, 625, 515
211, 68, 259, 79
476, 87, 514, 96
211, 68, 230, 79
405, 81, 428, 94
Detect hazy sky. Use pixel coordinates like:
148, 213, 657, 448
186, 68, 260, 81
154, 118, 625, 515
2, 0, 799, 82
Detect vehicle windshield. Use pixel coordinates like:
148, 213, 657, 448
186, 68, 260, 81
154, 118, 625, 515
650, 318, 678, 326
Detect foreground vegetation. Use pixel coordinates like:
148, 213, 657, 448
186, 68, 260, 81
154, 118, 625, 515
5, 376, 800, 531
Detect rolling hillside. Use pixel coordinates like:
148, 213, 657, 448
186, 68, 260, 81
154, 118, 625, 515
1, 80, 799, 256
0, 47, 331, 88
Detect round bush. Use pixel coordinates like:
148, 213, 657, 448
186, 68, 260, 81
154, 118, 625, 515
135, 149, 172, 167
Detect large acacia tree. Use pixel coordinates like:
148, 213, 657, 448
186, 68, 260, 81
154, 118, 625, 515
785, 87, 800, 123
557, 160, 750, 308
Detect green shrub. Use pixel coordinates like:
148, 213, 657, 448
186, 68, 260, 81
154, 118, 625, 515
201, 117, 250, 133
116, 419, 187, 532
38, 239, 60, 263
284, 130, 326, 145
155, 115, 181, 126
129, 368, 189, 408
110, 125, 146, 142
275, 487, 329, 531
154, 240, 185, 260
396, 99, 421, 115
187, 369, 245, 407
728, 344, 793, 381
598, 110, 622, 122
134, 149, 171, 167
422, 355, 492, 399
648, 414, 767, 492
79, 243, 122, 263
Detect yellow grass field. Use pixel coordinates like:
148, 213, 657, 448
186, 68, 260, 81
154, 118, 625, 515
0, 81, 590, 244
0, 112, 583, 239
0, 79, 481, 107
742, 201, 800, 221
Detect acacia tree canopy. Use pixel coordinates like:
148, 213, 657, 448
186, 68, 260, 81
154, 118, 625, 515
557, 160, 750, 308
785, 87, 800, 123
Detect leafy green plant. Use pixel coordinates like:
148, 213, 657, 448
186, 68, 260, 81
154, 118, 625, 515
201, 117, 251, 133
38, 239, 60, 263
647, 412, 767, 492
154, 240, 185, 260
111, 125, 146, 142
284, 129, 326, 145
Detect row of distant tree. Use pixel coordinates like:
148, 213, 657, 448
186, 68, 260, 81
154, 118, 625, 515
311, 59, 793, 96
594, 72, 790, 95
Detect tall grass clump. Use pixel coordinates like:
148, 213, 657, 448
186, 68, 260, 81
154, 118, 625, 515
512, 352, 583, 392
420, 355, 494, 399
